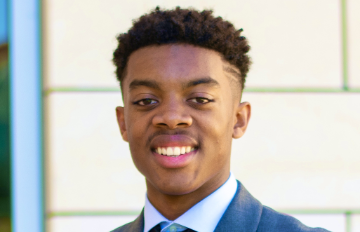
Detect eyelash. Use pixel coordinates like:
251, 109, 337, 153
188, 97, 214, 104
132, 98, 158, 106
132, 97, 214, 107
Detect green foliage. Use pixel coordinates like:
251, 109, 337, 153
0, 43, 10, 218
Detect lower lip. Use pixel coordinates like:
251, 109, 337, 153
152, 150, 197, 168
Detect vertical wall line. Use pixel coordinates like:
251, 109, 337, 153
39, 0, 45, 231
341, 0, 349, 90
10, 0, 44, 231
345, 212, 352, 232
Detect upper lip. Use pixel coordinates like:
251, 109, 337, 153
150, 134, 198, 149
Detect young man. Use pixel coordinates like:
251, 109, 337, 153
112, 7, 328, 232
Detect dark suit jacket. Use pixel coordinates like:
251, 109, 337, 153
111, 181, 330, 232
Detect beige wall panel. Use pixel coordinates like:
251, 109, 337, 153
291, 214, 345, 232
46, 92, 146, 211
48, 216, 136, 232
352, 214, 360, 232
44, 0, 341, 88
348, 0, 360, 88
215, 0, 342, 88
231, 93, 360, 209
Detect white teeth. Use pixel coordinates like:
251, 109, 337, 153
174, 147, 180, 156
180, 147, 186, 154
167, 147, 173, 156
156, 146, 196, 156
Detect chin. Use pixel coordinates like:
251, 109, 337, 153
148, 171, 202, 196
158, 182, 199, 196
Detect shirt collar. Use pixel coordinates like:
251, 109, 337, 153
144, 173, 238, 232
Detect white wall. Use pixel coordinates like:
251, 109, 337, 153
43, 0, 360, 231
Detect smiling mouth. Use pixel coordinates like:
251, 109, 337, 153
152, 146, 197, 157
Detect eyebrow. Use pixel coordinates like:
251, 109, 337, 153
129, 80, 161, 91
182, 77, 220, 89
128, 76, 220, 91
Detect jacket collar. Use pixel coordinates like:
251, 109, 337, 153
129, 181, 263, 232
128, 208, 145, 232
214, 180, 263, 232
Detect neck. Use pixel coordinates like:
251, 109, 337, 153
146, 171, 229, 220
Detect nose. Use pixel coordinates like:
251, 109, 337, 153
152, 98, 192, 129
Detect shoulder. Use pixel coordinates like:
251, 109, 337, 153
110, 210, 144, 232
216, 180, 330, 232
257, 206, 330, 232
111, 222, 134, 232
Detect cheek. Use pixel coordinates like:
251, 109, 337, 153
198, 111, 233, 153
126, 120, 150, 175
127, 124, 147, 154
202, 105, 234, 136
125, 110, 149, 138
124, 114, 149, 164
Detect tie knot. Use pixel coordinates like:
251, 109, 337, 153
150, 221, 195, 232
160, 222, 188, 232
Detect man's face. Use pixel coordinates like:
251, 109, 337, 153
116, 44, 250, 196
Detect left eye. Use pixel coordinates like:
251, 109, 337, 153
134, 98, 158, 106
189, 97, 212, 104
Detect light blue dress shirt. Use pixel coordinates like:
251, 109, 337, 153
143, 172, 238, 232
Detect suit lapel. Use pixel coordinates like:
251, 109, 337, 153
214, 181, 263, 232
128, 208, 145, 232
131, 181, 262, 232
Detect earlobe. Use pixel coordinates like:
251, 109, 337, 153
232, 102, 251, 139
115, 106, 128, 142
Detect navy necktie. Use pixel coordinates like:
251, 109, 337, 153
149, 222, 196, 232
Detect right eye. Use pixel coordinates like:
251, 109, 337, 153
188, 97, 213, 104
133, 98, 158, 106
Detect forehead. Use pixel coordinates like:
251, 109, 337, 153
124, 44, 227, 87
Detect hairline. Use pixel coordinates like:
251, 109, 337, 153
119, 44, 243, 102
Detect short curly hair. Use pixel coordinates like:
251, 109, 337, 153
113, 6, 251, 90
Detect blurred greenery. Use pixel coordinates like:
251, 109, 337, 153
0, 43, 10, 232
0, 217, 10, 232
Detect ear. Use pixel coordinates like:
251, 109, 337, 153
232, 102, 251, 139
115, 106, 128, 142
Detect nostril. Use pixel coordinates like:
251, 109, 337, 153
152, 111, 192, 129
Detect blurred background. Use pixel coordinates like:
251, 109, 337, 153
0, 0, 9, 231
1, 0, 360, 231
